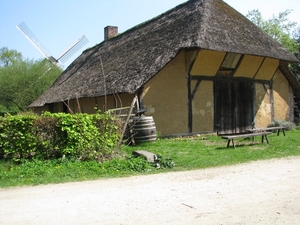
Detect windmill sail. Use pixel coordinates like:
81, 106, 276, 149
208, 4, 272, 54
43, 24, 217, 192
16, 22, 53, 61
16, 22, 88, 66
57, 35, 89, 64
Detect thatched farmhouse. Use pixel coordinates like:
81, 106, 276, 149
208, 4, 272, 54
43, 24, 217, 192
29, 0, 300, 135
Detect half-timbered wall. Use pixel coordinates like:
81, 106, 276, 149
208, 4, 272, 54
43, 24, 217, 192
254, 83, 272, 127
32, 48, 294, 136
192, 80, 214, 132
144, 49, 293, 135
33, 94, 134, 114
143, 51, 188, 135
273, 70, 290, 121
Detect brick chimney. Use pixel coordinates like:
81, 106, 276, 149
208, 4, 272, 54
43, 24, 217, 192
104, 26, 118, 41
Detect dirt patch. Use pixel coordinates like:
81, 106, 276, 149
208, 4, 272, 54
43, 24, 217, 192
1, 156, 300, 224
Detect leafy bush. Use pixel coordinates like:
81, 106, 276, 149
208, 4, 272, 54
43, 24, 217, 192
0, 113, 37, 160
268, 119, 296, 130
0, 112, 122, 161
33, 114, 66, 159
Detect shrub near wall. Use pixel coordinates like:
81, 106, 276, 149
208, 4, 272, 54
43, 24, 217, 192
0, 112, 121, 161
0, 113, 37, 160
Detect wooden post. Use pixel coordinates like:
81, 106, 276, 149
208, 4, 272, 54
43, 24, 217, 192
269, 81, 274, 122
118, 95, 137, 146
185, 49, 199, 133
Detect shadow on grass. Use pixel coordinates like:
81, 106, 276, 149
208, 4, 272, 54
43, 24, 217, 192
215, 142, 270, 150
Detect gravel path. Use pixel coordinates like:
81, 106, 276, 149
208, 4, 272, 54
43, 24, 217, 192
1, 156, 300, 225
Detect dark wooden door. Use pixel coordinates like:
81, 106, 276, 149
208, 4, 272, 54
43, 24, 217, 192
214, 81, 254, 134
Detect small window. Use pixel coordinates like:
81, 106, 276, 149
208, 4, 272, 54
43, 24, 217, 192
221, 53, 241, 68
218, 53, 242, 76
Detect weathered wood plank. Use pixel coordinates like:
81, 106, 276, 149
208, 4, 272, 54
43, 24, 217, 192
246, 127, 286, 136
222, 132, 272, 139
221, 132, 272, 148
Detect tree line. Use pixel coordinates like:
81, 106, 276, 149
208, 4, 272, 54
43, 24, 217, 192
0, 47, 62, 114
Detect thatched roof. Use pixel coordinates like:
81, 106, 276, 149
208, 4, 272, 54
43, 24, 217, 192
29, 0, 299, 108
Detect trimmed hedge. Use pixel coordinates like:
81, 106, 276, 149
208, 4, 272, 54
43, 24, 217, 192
0, 112, 122, 161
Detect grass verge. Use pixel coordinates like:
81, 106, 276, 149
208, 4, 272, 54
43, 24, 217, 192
1, 129, 300, 188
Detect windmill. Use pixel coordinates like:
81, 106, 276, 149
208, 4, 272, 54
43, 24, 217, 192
16, 22, 88, 67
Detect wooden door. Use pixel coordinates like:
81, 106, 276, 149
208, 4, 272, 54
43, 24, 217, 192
214, 81, 254, 134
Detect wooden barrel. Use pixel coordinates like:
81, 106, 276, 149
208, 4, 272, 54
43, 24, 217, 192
133, 116, 157, 143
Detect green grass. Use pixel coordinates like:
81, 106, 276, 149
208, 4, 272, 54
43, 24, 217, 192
124, 130, 300, 170
1, 129, 300, 188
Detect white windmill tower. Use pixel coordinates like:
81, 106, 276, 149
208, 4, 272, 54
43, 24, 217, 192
16, 22, 88, 67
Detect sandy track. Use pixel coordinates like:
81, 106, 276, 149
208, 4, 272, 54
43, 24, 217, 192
1, 156, 300, 225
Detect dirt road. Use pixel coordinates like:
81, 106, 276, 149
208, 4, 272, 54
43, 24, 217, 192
1, 156, 300, 225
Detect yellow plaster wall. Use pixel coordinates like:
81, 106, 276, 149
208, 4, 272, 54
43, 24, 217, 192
273, 70, 290, 121
32, 106, 48, 114
192, 80, 214, 132
32, 103, 63, 114
255, 69, 290, 127
255, 58, 279, 80
143, 51, 187, 135
66, 94, 134, 114
255, 83, 272, 127
234, 55, 263, 78
67, 98, 93, 113
54, 102, 64, 112
34, 94, 135, 114
190, 50, 225, 76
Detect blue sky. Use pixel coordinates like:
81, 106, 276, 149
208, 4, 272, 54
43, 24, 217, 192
1, 0, 299, 68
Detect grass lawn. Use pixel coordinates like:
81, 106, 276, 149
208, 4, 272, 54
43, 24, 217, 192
1, 129, 299, 188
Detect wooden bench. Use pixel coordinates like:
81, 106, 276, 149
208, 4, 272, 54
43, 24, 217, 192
221, 132, 272, 148
246, 127, 286, 136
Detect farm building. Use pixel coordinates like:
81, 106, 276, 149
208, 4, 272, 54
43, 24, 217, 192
29, 0, 300, 135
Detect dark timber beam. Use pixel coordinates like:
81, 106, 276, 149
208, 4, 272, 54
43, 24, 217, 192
269, 82, 275, 122
191, 75, 271, 84
191, 80, 201, 101
185, 49, 199, 133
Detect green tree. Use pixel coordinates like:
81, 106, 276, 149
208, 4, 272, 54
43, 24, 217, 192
290, 27, 300, 119
247, 10, 300, 119
290, 27, 300, 78
246, 9, 298, 54
0, 48, 62, 113
0, 47, 23, 67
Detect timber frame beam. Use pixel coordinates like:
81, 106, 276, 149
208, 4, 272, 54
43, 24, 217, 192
191, 75, 272, 85
185, 49, 199, 133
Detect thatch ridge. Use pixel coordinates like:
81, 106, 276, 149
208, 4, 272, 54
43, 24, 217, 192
29, 0, 299, 108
